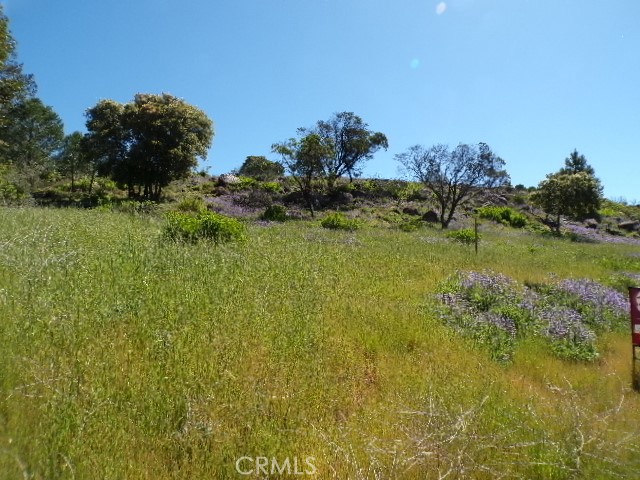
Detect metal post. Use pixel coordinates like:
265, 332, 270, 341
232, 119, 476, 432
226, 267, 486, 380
474, 216, 478, 255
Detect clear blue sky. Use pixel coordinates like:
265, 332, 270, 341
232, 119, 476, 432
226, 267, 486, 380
3, 0, 639, 200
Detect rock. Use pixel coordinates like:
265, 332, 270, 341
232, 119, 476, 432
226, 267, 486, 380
217, 173, 241, 186
212, 186, 229, 196
584, 218, 599, 229
332, 192, 354, 205
402, 206, 420, 216
422, 210, 439, 223
618, 220, 640, 232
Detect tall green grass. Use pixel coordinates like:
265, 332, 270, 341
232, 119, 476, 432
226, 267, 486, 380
1, 207, 639, 478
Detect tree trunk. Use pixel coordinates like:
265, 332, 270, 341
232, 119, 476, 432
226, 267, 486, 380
88, 169, 96, 195
304, 191, 315, 218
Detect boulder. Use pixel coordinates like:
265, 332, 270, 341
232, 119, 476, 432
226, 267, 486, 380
422, 210, 439, 223
584, 218, 599, 229
332, 191, 354, 205
618, 220, 640, 232
402, 206, 420, 216
217, 173, 241, 186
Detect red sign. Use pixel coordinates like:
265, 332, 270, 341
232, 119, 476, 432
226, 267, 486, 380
630, 287, 640, 346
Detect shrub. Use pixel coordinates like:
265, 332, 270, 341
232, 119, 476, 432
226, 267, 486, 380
394, 182, 423, 202
435, 270, 610, 362
477, 206, 527, 228
163, 210, 246, 245
175, 196, 207, 213
260, 181, 283, 194
113, 200, 157, 215
446, 228, 479, 245
261, 205, 288, 222
358, 179, 382, 194
321, 212, 361, 231
398, 218, 422, 232
0, 165, 25, 202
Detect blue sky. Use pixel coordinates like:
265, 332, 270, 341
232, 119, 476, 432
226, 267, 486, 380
3, 0, 639, 200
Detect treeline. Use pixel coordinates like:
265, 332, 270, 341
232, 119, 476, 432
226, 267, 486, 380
0, 5, 605, 231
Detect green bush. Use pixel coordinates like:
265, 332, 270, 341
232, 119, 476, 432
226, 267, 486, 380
260, 181, 283, 194
0, 165, 25, 202
113, 200, 157, 215
321, 212, 361, 231
176, 196, 207, 213
358, 179, 381, 193
398, 218, 422, 232
477, 206, 527, 228
163, 210, 246, 245
261, 205, 288, 222
446, 228, 479, 245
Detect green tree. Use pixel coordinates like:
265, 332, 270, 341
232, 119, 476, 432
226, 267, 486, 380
559, 149, 595, 176
302, 111, 388, 189
0, 98, 64, 189
396, 142, 509, 228
56, 131, 86, 192
0, 5, 35, 130
237, 155, 284, 181
272, 132, 331, 217
531, 172, 602, 233
82, 99, 127, 195
83, 94, 214, 200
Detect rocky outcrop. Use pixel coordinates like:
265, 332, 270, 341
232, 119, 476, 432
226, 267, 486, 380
618, 220, 640, 232
422, 210, 439, 223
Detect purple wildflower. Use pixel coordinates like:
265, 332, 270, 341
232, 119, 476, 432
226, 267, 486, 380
539, 307, 595, 343
519, 288, 541, 311
557, 278, 627, 315
205, 195, 258, 218
564, 223, 640, 245
477, 311, 517, 338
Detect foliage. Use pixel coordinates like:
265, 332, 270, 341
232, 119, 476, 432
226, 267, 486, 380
437, 271, 629, 362
446, 228, 480, 245
477, 206, 527, 228
302, 111, 388, 188
531, 171, 603, 231
54, 131, 87, 192
0, 5, 35, 128
261, 204, 288, 222
272, 132, 330, 216
237, 155, 284, 181
0, 98, 64, 189
559, 149, 595, 176
259, 181, 283, 194
320, 211, 361, 231
396, 142, 510, 228
398, 218, 423, 232
393, 181, 423, 202
0, 163, 24, 201
98, 199, 157, 215
163, 209, 246, 244
83, 93, 214, 200
175, 195, 207, 213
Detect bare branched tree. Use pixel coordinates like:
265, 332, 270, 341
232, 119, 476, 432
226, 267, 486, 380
396, 142, 510, 228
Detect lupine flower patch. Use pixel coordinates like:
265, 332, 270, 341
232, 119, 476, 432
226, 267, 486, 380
436, 270, 628, 362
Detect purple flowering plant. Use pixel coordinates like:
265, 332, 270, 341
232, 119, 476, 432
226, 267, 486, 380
543, 278, 628, 333
435, 270, 624, 362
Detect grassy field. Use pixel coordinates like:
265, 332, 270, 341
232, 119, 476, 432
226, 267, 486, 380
1, 207, 640, 479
